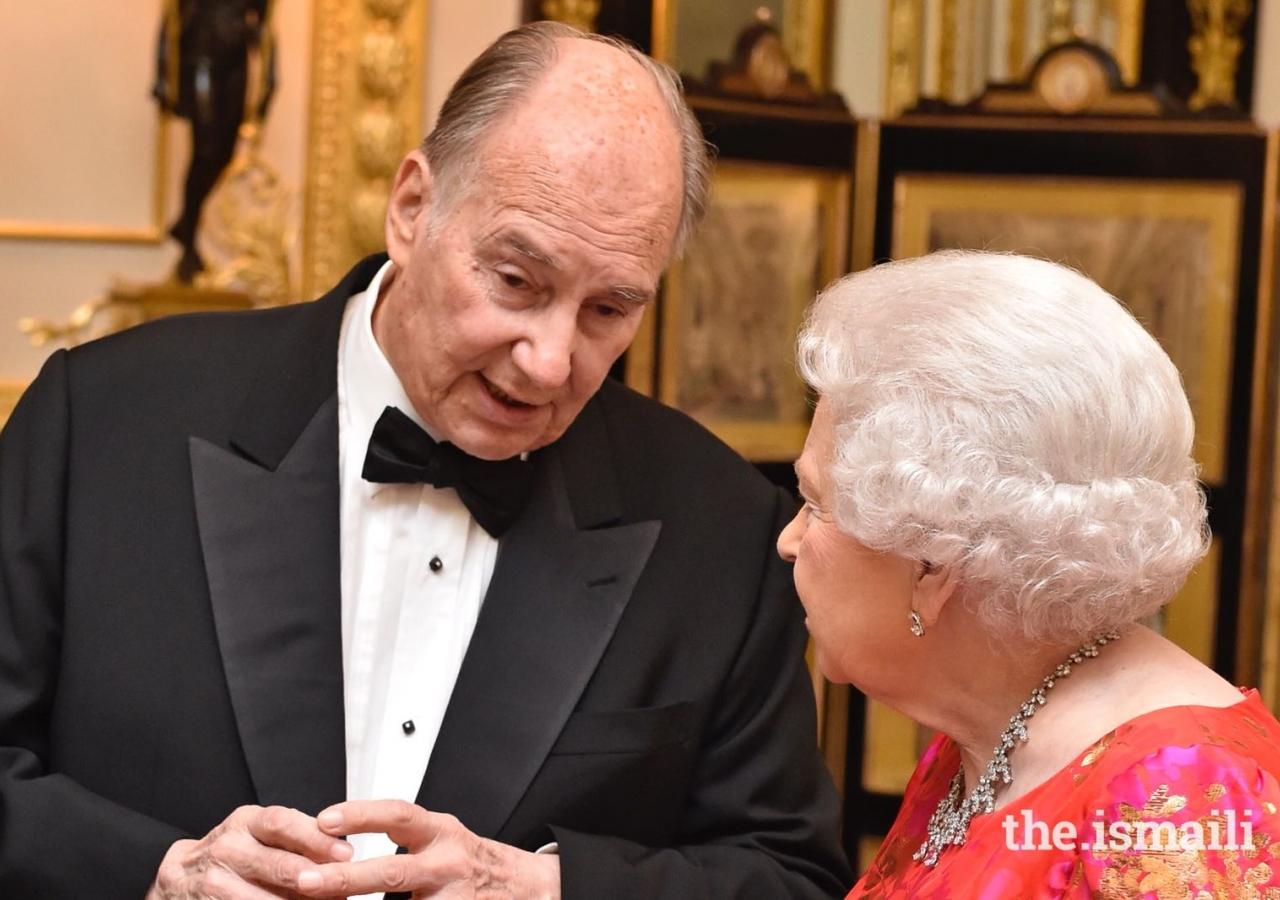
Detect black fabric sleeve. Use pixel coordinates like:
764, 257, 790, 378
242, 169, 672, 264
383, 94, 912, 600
0, 351, 186, 899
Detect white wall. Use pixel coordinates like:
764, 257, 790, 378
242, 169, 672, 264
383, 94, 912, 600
831, 0, 887, 117
424, 0, 522, 131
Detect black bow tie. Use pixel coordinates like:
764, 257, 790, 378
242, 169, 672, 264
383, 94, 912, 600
361, 406, 534, 538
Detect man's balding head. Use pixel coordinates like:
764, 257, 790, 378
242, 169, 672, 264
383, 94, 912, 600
422, 21, 710, 260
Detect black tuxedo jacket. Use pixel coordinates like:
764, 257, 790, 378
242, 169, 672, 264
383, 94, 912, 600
0, 256, 850, 899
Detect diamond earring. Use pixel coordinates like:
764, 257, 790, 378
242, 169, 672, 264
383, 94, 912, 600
908, 610, 925, 637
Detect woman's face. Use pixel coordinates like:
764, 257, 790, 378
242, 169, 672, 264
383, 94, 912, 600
778, 400, 918, 686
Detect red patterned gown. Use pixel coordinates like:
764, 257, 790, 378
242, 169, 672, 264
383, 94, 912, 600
851, 690, 1280, 899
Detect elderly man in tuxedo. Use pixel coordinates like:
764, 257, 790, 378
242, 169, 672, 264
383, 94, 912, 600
0, 21, 849, 900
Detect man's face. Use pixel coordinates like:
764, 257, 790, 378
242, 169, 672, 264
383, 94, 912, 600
375, 47, 684, 460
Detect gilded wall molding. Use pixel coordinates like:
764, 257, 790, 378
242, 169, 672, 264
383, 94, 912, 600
1187, 0, 1253, 111
887, 0, 923, 117
539, 0, 601, 31
302, 0, 426, 299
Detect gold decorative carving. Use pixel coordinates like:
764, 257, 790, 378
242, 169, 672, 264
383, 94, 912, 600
887, 0, 923, 117
938, 0, 958, 101
1007, 0, 1027, 79
1047, 0, 1075, 45
18, 282, 254, 349
364, 0, 411, 20
359, 26, 410, 99
1187, 0, 1253, 111
199, 126, 296, 305
302, 0, 425, 299
1113, 0, 1145, 83
539, 0, 601, 32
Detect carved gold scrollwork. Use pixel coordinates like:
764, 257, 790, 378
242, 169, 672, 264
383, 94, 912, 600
359, 26, 409, 99
540, 0, 601, 32
363, 0, 410, 21
1187, 0, 1253, 110
200, 127, 296, 305
303, 0, 424, 298
887, 0, 923, 117
349, 2, 410, 257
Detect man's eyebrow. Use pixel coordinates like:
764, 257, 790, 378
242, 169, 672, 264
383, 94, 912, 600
499, 234, 558, 268
497, 234, 655, 305
607, 285, 656, 305
793, 464, 813, 500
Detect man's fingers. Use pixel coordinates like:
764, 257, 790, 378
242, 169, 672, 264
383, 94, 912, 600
244, 805, 354, 863
296, 854, 447, 898
196, 862, 309, 900
217, 830, 338, 893
315, 799, 448, 850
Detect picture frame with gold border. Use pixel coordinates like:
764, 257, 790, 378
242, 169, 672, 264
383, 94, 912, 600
627, 161, 849, 462
651, 0, 831, 92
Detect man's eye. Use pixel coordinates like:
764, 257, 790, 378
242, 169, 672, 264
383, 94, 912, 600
592, 303, 627, 319
497, 269, 529, 290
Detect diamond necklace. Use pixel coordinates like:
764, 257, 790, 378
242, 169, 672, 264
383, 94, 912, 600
913, 630, 1122, 867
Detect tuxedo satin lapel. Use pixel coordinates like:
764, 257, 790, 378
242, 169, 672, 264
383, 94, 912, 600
415, 446, 660, 840
230, 253, 385, 469
191, 396, 347, 815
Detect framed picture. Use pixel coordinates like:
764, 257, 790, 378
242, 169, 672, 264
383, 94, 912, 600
893, 174, 1242, 486
650, 0, 831, 90
628, 161, 849, 461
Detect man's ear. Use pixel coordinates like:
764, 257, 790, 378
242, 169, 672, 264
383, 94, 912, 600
914, 563, 959, 628
385, 150, 433, 265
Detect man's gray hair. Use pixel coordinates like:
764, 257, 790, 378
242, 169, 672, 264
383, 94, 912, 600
423, 20, 712, 258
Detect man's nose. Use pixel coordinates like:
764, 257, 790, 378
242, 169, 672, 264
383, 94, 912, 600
777, 508, 802, 562
512, 307, 577, 389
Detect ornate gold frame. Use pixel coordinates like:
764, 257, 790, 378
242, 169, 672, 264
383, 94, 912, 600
892, 172, 1245, 672
651, 0, 831, 91
1256, 131, 1280, 707
302, 0, 428, 300
893, 174, 1241, 486
628, 161, 848, 462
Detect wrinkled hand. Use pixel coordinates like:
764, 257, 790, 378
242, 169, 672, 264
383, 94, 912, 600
295, 800, 560, 899
146, 804, 355, 900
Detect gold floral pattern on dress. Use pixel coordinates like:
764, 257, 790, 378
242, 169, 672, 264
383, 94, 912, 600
1083, 732, 1116, 767
1243, 717, 1271, 739
845, 690, 1280, 900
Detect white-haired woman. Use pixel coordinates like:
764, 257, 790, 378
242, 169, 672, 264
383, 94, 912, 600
779, 250, 1280, 897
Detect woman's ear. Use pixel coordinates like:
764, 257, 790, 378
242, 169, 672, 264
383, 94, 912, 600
385, 150, 433, 264
913, 562, 958, 628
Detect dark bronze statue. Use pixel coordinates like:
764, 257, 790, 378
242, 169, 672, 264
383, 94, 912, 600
153, 0, 276, 283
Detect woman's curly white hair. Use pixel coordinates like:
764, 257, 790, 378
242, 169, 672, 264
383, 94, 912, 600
797, 250, 1209, 645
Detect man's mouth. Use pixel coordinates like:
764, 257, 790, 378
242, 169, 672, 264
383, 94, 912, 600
483, 377, 535, 409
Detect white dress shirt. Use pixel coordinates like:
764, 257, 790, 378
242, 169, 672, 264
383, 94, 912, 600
336, 260, 498, 877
